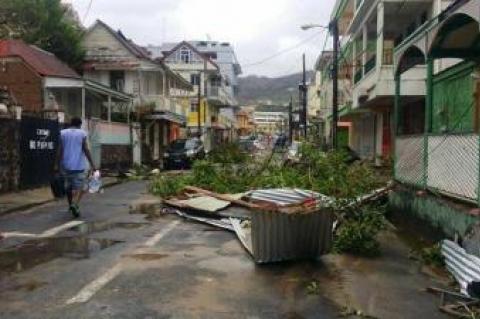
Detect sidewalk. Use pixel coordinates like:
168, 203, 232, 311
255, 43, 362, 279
0, 177, 122, 216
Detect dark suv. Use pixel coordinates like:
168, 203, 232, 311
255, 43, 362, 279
163, 138, 205, 169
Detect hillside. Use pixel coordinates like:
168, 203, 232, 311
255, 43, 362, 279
237, 72, 314, 105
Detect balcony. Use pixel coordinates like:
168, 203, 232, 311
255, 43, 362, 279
141, 95, 185, 117
206, 85, 231, 106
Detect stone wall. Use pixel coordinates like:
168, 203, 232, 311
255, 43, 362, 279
101, 144, 132, 171
0, 118, 20, 193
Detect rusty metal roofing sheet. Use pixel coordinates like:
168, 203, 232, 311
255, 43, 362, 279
0, 40, 80, 78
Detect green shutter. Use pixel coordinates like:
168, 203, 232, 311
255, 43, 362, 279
432, 62, 475, 133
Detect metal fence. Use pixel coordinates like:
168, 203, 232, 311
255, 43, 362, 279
395, 133, 480, 204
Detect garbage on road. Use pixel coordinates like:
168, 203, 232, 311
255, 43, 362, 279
162, 186, 335, 264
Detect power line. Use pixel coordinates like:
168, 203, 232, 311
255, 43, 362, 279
241, 30, 325, 69
82, 0, 94, 23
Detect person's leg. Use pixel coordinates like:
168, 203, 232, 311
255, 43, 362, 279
66, 186, 73, 207
70, 171, 86, 217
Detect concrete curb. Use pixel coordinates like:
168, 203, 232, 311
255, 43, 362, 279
0, 178, 126, 218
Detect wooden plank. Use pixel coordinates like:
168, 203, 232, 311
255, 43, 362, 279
184, 186, 262, 209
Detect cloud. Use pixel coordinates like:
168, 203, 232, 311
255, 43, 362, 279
67, 0, 334, 77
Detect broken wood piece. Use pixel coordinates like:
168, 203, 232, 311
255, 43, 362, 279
184, 186, 261, 209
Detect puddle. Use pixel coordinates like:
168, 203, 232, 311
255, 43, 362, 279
69, 221, 149, 234
123, 253, 169, 261
0, 237, 121, 274
129, 203, 164, 220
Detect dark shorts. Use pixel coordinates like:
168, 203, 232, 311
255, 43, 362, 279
63, 170, 86, 191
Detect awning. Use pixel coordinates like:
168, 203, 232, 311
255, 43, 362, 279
145, 111, 186, 125
85, 80, 133, 102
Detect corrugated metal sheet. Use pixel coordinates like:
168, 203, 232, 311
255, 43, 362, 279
250, 209, 334, 264
442, 240, 480, 296
169, 209, 234, 232
247, 188, 333, 207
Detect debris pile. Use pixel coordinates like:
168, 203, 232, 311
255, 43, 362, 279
162, 186, 335, 264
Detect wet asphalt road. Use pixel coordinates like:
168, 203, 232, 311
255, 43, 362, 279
0, 181, 450, 319
0, 181, 339, 318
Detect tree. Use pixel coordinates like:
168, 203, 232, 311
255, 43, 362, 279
0, 0, 85, 70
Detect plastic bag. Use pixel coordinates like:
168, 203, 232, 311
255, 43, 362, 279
88, 170, 103, 193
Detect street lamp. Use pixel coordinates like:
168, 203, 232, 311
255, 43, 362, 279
300, 21, 339, 150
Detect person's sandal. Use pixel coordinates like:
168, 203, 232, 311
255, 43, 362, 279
70, 205, 80, 218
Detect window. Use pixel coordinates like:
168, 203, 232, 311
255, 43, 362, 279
180, 48, 191, 63
110, 71, 125, 92
210, 76, 221, 87
190, 102, 198, 112
190, 74, 200, 86
205, 52, 217, 60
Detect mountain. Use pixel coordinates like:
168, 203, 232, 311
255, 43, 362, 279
237, 72, 314, 105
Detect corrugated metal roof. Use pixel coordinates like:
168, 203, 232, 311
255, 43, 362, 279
442, 240, 480, 296
249, 209, 334, 264
0, 40, 80, 79
246, 188, 333, 207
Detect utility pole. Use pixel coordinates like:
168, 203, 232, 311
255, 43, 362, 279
302, 53, 307, 139
197, 71, 202, 138
288, 96, 293, 144
330, 19, 339, 150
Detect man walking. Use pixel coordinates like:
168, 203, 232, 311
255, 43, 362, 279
56, 117, 96, 218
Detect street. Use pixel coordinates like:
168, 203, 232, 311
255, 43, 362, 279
0, 181, 448, 319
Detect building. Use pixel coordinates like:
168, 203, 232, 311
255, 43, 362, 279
147, 41, 241, 149
254, 105, 288, 135
390, 0, 480, 237
82, 20, 193, 164
0, 39, 134, 169
236, 106, 256, 136
322, 0, 446, 163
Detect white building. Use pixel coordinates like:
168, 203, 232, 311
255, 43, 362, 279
147, 41, 240, 149
82, 20, 193, 164
254, 105, 289, 134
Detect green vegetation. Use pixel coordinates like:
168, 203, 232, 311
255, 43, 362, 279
420, 243, 445, 267
150, 142, 390, 256
334, 205, 387, 257
0, 0, 85, 69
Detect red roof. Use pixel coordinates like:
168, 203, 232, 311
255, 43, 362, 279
0, 40, 80, 78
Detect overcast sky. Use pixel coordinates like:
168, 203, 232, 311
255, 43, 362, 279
65, 0, 334, 78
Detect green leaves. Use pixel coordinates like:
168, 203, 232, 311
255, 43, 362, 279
333, 205, 387, 257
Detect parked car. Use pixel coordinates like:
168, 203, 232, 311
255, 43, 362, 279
163, 138, 205, 169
